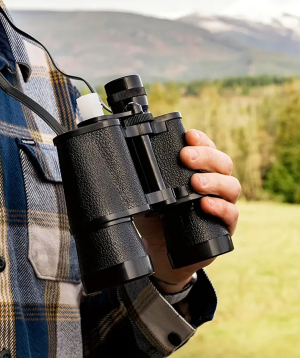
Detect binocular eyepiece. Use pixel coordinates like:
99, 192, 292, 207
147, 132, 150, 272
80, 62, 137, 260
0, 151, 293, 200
105, 74, 149, 114
54, 74, 234, 295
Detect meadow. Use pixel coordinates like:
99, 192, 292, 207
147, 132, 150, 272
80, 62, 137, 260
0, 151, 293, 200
174, 201, 300, 358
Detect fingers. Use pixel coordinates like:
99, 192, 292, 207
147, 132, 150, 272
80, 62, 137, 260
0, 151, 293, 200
180, 145, 233, 175
191, 173, 241, 204
183, 130, 239, 235
185, 129, 216, 148
201, 197, 239, 235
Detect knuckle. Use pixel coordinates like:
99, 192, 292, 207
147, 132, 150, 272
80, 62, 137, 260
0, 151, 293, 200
209, 139, 217, 149
214, 178, 222, 194
221, 200, 231, 217
226, 203, 239, 222
233, 205, 239, 221
204, 146, 215, 162
232, 177, 242, 198
223, 154, 233, 174
222, 200, 239, 222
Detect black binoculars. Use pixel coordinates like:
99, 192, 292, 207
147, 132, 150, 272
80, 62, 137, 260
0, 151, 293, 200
54, 74, 234, 294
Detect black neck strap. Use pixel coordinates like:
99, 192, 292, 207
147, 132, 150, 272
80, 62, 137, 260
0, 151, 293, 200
0, 72, 66, 135
0, 7, 113, 136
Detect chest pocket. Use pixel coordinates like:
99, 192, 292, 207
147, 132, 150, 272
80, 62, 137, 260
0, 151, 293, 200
16, 138, 81, 284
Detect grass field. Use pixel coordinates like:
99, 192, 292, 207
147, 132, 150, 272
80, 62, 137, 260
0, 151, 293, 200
173, 201, 300, 358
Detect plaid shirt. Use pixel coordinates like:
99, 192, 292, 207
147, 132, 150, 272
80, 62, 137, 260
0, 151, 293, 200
0, 3, 217, 357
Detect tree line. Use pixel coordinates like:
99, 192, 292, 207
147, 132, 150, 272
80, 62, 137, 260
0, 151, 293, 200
94, 75, 300, 203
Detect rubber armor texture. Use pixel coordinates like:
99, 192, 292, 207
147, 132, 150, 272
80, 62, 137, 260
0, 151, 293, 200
55, 125, 148, 278
162, 201, 229, 250
56, 125, 147, 231
75, 221, 147, 273
150, 118, 194, 193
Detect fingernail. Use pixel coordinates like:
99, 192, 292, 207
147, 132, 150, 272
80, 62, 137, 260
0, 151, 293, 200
199, 175, 209, 187
187, 148, 198, 160
208, 198, 215, 207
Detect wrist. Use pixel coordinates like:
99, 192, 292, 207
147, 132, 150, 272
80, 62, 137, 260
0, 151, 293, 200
150, 274, 195, 294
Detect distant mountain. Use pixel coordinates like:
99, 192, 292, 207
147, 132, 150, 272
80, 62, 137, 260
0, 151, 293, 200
179, 13, 300, 59
9, 10, 300, 85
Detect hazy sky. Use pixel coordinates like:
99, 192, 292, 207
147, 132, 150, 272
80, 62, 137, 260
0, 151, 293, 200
4, 0, 300, 22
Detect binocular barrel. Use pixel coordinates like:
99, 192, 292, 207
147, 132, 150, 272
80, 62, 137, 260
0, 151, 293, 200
54, 118, 153, 294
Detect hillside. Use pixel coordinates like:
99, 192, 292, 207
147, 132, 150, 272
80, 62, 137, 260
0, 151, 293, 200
10, 10, 300, 85
180, 13, 300, 58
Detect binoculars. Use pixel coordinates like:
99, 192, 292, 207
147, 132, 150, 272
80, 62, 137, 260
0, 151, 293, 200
54, 74, 234, 294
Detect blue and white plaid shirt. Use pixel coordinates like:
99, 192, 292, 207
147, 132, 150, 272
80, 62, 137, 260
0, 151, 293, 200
0, 2, 217, 357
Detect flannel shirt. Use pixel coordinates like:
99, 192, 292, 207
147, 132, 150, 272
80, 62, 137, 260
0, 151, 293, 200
0, 2, 217, 357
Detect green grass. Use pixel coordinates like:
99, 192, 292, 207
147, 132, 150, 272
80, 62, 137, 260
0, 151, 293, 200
173, 201, 300, 358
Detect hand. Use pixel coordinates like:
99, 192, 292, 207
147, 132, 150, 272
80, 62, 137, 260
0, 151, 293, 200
134, 129, 241, 294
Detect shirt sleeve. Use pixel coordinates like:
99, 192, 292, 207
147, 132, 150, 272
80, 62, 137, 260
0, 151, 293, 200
80, 269, 217, 357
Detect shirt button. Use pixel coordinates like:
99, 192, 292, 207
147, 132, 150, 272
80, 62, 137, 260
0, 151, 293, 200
168, 332, 182, 346
0, 257, 6, 273
0, 349, 11, 358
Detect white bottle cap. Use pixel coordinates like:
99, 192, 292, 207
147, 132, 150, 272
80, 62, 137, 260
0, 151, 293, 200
76, 93, 104, 121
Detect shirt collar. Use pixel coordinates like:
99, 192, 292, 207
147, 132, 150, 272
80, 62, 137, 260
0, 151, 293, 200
0, 1, 32, 82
